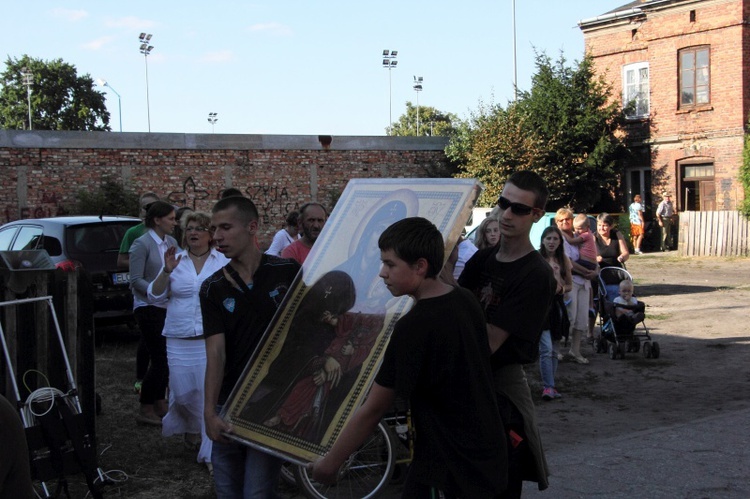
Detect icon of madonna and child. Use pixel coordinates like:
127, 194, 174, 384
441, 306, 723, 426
239, 190, 419, 445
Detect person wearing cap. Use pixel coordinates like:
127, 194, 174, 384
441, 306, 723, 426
656, 192, 676, 251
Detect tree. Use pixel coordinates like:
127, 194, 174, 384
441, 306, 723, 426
741, 124, 750, 219
0, 55, 111, 131
72, 179, 140, 216
450, 52, 628, 211
388, 102, 458, 137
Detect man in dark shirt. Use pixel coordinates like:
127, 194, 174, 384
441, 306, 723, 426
459, 171, 557, 497
201, 196, 299, 498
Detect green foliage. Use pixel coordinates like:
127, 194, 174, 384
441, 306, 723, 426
72, 180, 140, 217
741, 125, 750, 219
388, 103, 458, 137
0, 55, 110, 131
449, 52, 628, 211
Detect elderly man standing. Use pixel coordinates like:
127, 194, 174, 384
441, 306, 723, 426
281, 202, 327, 264
656, 192, 676, 251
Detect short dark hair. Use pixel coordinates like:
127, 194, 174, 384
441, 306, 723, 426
378, 217, 444, 278
212, 196, 259, 225
299, 202, 328, 218
285, 211, 299, 227
145, 201, 175, 228
507, 171, 549, 210
597, 212, 615, 226
220, 187, 244, 199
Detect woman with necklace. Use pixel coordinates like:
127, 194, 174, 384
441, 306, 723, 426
148, 211, 229, 472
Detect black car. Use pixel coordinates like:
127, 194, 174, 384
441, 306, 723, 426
0, 216, 141, 324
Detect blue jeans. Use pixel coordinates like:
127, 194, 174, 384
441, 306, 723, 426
538, 330, 558, 390
211, 407, 282, 498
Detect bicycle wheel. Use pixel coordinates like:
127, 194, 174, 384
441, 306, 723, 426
293, 421, 395, 499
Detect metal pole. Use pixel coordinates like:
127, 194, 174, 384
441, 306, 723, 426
145, 55, 151, 132
388, 68, 393, 130
512, 0, 518, 102
416, 90, 420, 135
26, 85, 32, 130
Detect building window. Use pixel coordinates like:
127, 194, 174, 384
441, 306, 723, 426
679, 46, 710, 108
623, 62, 649, 118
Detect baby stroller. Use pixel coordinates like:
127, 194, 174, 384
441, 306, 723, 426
594, 267, 660, 360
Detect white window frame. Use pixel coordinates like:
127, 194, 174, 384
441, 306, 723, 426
622, 62, 650, 119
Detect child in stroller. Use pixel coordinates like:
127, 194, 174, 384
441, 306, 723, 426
595, 267, 660, 359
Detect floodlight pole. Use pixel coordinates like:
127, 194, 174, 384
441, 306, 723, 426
413, 76, 423, 136
21, 67, 33, 130
207, 112, 218, 133
139, 33, 154, 132
512, 0, 518, 102
382, 49, 398, 133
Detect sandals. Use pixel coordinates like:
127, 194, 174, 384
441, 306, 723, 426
135, 413, 163, 426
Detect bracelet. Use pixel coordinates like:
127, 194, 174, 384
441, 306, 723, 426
163, 266, 172, 274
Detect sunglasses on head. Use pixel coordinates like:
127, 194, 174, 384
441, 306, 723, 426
496, 196, 537, 216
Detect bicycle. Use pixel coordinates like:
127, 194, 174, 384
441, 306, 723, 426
292, 399, 413, 499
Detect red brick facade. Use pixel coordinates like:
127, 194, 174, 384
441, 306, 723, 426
580, 0, 748, 212
0, 131, 448, 248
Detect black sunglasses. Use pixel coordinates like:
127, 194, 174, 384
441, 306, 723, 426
496, 196, 537, 216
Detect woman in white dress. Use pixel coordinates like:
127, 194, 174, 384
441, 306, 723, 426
148, 211, 229, 471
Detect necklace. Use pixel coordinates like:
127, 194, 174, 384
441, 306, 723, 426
189, 248, 211, 258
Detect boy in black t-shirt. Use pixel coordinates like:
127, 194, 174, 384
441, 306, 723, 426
459, 171, 556, 496
312, 217, 507, 498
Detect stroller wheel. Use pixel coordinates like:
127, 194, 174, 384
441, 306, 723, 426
618, 343, 627, 359
651, 341, 660, 359
643, 342, 652, 359
608, 343, 617, 360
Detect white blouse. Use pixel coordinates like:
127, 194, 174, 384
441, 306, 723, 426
147, 248, 230, 338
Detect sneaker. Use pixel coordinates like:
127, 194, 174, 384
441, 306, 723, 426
552, 388, 562, 399
542, 388, 554, 401
634, 249, 643, 255
567, 352, 590, 364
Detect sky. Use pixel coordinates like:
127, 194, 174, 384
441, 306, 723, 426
2, 1, 629, 136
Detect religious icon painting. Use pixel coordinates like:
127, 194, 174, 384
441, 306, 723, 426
222, 178, 482, 463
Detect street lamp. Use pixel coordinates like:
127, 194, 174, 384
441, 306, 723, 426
21, 67, 33, 130
138, 33, 154, 132
413, 76, 423, 136
382, 49, 398, 132
97, 79, 122, 132
207, 112, 218, 133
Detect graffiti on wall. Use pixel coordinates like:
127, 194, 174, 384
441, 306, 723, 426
245, 185, 299, 225
167, 176, 211, 210
162, 177, 299, 228
4, 191, 67, 223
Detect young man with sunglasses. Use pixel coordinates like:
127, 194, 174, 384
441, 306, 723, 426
458, 170, 556, 497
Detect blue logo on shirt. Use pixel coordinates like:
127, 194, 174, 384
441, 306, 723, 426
223, 298, 236, 313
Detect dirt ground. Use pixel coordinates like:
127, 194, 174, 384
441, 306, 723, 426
532, 252, 750, 454
67, 252, 750, 498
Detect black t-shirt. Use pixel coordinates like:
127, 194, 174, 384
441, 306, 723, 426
595, 229, 624, 268
200, 254, 300, 404
458, 247, 556, 370
375, 287, 507, 497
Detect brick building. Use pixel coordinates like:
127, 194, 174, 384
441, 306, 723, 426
579, 0, 747, 213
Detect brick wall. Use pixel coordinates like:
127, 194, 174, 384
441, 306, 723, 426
581, 0, 747, 209
0, 131, 449, 247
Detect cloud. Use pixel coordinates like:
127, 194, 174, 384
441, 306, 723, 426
105, 16, 158, 30
198, 51, 234, 63
50, 8, 89, 22
247, 22, 292, 36
82, 36, 116, 51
